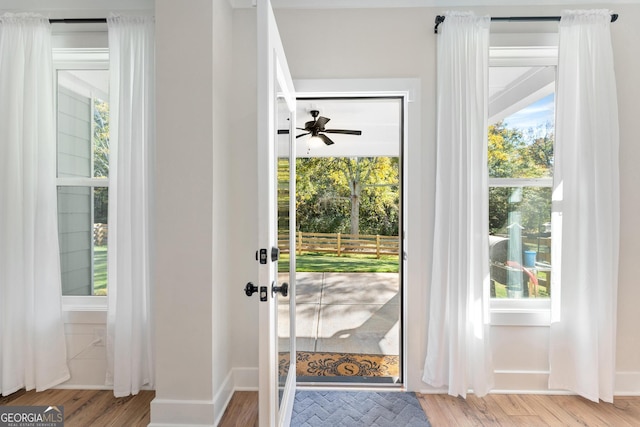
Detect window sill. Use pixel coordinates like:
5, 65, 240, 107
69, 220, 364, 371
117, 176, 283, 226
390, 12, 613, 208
490, 299, 551, 326
62, 296, 107, 324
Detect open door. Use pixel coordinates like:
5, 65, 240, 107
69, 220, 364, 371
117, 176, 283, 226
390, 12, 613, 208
257, 1, 296, 425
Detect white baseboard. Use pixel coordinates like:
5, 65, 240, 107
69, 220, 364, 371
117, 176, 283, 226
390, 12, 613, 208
149, 398, 215, 427
148, 368, 258, 426
53, 384, 112, 390
233, 367, 258, 390
418, 370, 640, 396
615, 371, 640, 396
213, 371, 235, 427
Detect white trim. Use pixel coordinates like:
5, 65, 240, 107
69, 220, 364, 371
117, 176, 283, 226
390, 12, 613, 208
615, 372, 640, 396
490, 295, 551, 326
149, 398, 215, 427
53, 48, 109, 68
233, 367, 259, 390
213, 371, 235, 427
54, 384, 111, 390
57, 177, 109, 187
490, 34, 559, 67
489, 178, 553, 187
294, 77, 421, 391
62, 305, 107, 324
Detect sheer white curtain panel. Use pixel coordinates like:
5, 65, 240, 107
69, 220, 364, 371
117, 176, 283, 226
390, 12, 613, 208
0, 13, 70, 395
423, 11, 493, 398
549, 9, 620, 403
106, 15, 155, 397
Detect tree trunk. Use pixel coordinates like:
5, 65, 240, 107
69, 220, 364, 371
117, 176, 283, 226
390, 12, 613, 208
349, 180, 360, 235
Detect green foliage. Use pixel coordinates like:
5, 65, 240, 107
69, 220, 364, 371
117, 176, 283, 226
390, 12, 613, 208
93, 98, 109, 224
93, 98, 110, 179
295, 157, 399, 235
488, 121, 554, 235
489, 187, 552, 235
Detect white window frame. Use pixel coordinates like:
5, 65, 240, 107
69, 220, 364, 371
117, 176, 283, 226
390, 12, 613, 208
488, 34, 558, 326
54, 48, 109, 310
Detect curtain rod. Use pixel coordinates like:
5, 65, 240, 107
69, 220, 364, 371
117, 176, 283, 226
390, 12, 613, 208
49, 18, 107, 24
434, 13, 618, 34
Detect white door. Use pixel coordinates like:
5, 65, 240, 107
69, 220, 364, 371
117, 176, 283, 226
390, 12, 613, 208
257, 0, 297, 425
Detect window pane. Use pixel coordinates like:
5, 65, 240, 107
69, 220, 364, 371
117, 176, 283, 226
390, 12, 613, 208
57, 186, 108, 296
488, 66, 555, 179
93, 187, 108, 295
93, 97, 110, 178
57, 70, 109, 179
489, 187, 551, 299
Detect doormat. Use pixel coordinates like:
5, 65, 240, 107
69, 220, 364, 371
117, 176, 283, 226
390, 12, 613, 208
279, 352, 399, 378
292, 390, 430, 426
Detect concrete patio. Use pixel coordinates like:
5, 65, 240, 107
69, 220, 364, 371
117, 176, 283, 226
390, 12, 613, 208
278, 272, 400, 356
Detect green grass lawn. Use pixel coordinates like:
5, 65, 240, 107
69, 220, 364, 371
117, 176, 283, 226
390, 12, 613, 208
94, 245, 107, 295
493, 281, 549, 298
279, 252, 399, 273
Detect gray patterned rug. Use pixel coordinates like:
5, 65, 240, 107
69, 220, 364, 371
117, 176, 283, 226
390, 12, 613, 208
291, 390, 431, 427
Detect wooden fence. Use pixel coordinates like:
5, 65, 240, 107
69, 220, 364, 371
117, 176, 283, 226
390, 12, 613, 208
522, 237, 551, 264
278, 232, 399, 259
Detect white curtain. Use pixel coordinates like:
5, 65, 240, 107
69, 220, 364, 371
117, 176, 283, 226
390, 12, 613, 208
423, 11, 493, 398
549, 9, 619, 403
106, 15, 155, 397
0, 13, 70, 395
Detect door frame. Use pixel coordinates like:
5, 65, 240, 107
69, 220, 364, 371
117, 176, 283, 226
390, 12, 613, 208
293, 78, 421, 389
257, 0, 297, 425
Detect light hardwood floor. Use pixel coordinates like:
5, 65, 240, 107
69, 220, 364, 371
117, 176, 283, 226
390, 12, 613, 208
0, 389, 153, 427
3, 389, 640, 426
217, 391, 640, 426
417, 393, 640, 426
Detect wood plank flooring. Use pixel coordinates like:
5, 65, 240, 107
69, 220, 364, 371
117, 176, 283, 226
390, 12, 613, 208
0, 389, 154, 427
219, 391, 259, 427
417, 393, 640, 426
217, 391, 640, 426
3, 388, 640, 426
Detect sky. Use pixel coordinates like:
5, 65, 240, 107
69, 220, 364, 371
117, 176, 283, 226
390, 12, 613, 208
503, 93, 555, 133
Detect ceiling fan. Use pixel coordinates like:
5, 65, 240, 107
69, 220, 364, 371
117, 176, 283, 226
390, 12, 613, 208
284, 110, 362, 146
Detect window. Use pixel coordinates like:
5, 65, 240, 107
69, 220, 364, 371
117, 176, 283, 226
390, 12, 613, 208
55, 67, 110, 296
488, 43, 556, 305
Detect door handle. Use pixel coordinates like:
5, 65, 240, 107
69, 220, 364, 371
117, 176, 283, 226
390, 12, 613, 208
244, 282, 258, 297
272, 282, 288, 297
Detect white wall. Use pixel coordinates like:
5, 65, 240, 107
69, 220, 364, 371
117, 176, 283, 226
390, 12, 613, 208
152, 0, 234, 425
230, 3, 640, 394
230, 9, 260, 378
211, 0, 235, 416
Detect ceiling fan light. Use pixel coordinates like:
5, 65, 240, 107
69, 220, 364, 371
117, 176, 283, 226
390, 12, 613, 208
308, 135, 323, 147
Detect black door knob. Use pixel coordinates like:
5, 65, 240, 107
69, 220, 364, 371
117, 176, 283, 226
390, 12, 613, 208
244, 282, 258, 297
272, 282, 288, 297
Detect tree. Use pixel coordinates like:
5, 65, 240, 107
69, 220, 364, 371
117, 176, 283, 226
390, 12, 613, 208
295, 156, 399, 236
93, 98, 109, 179
93, 98, 109, 224
488, 121, 554, 235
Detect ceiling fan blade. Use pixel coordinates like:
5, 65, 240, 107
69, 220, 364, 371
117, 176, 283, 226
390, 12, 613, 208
315, 116, 330, 129
304, 120, 316, 130
318, 134, 335, 145
277, 129, 290, 134
296, 132, 311, 139
323, 129, 362, 135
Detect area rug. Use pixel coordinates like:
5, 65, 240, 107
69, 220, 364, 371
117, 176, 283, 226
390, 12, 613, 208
279, 352, 399, 378
292, 390, 431, 427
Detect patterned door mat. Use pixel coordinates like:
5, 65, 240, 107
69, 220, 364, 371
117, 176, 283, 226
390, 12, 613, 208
280, 352, 399, 378
292, 390, 431, 427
